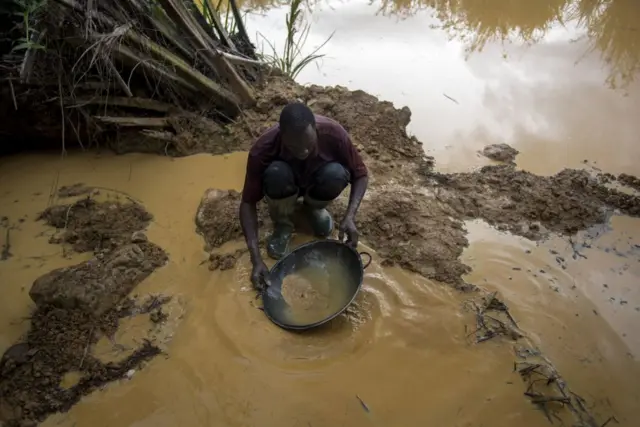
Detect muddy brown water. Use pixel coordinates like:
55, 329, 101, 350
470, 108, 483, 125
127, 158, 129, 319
2, 0, 640, 426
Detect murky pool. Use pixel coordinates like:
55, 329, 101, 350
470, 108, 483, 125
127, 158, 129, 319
2, 0, 640, 426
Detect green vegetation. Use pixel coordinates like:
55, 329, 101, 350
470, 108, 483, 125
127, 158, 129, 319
257, 0, 334, 80
8, 0, 47, 53
201, 0, 241, 35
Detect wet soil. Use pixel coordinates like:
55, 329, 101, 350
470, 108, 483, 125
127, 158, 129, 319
617, 173, 640, 192
3, 76, 640, 426
56, 184, 93, 198
38, 197, 153, 254
29, 242, 168, 317
332, 188, 474, 289
0, 201, 168, 426
0, 300, 164, 426
195, 189, 266, 251
121, 76, 429, 187
192, 76, 640, 291
425, 165, 640, 239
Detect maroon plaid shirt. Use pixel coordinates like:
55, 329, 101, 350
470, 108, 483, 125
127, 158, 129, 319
241, 115, 368, 203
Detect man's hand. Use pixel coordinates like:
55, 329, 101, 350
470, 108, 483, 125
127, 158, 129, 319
251, 260, 270, 291
338, 215, 359, 248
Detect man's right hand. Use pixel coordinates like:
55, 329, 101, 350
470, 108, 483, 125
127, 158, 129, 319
251, 260, 270, 291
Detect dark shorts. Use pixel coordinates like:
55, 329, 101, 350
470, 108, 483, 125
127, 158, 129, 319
263, 161, 350, 202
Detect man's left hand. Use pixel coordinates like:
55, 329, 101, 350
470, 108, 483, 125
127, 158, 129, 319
338, 215, 359, 248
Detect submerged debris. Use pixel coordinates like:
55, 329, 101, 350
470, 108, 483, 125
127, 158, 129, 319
1, 224, 11, 261
57, 183, 93, 198
463, 291, 611, 426
514, 349, 605, 427
464, 291, 523, 343
208, 249, 248, 271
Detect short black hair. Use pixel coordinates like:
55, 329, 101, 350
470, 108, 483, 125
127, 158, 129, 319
279, 102, 315, 133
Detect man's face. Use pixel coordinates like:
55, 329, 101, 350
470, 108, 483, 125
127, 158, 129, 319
281, 124, 318, 160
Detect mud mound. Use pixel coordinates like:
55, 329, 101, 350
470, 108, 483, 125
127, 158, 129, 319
208, 250, 247, 271
0, 301, 163, 426
618, 173, 640, 192
332, 189, 473, 290
39, 198, 153, 254
428, 166, 640, 240
195, 189, 268, 250
0, 195, 170, 425
57, 183, 93, 198
194, 186, 472, 289
186, 78, 640, 290
30, 242, 168, 317
110, 76, 431, 182
481, 143, 519, 164
218, 76, 429, 185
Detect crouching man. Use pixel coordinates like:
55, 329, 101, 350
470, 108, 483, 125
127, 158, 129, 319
238, 102, 369, 289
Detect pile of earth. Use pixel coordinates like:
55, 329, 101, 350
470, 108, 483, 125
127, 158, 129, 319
195, 187, 471, 288
480, 143, 519, 164
191, 78, 640, 289
38, 196, 153, 255
0, 197, 169, 426
423, 165, 640, 240
0, 300, 163, 426
115, 75, 433, 189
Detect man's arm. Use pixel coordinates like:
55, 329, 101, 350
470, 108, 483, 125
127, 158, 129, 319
333, 124, 368, 219
240, 147, 268, 261
239, 201, 262, 263
345, 175, 368, 219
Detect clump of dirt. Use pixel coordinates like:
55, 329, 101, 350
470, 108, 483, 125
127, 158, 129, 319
331, 188, 474, 290
425, 165, 640, 240
0, 302, 163, 426
57, 183, 93, 198
617, 173, 640, 192
481, 143, 519, 164
39, 197, 153, 254
208, 249, 247, 271
30, 242, 168, 317
195, 189, 268, 250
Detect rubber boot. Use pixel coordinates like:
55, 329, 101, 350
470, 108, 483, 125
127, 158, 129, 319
303, 195, 334, 237
265, 194, 297, 260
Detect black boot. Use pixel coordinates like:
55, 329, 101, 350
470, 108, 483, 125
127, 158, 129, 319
265, 194, 297, 259
303, 196, 333, 237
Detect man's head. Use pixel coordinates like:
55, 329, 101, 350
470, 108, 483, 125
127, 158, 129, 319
279, 102, 317, 160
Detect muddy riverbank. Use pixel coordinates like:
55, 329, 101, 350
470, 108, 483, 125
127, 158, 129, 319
195, 76, 640, 290
1, 74, 640, 426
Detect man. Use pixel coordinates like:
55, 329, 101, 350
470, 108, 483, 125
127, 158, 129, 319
239, 102, 369, 289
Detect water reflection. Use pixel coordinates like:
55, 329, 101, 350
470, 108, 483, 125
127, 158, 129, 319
375, 0, 640, 88
237, 0, 639, 88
